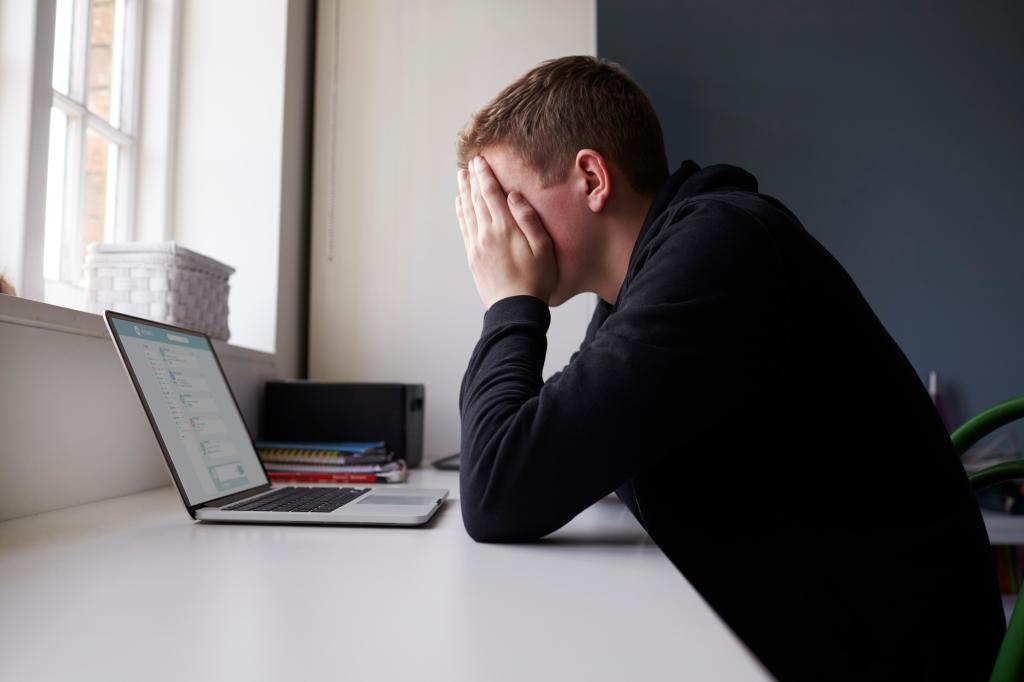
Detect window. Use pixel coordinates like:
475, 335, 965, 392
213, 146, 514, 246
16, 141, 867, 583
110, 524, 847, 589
3, 0, 288, 355
43, 0, 140, 308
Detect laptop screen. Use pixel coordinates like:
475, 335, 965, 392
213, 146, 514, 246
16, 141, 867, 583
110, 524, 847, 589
109, 316, 268, 505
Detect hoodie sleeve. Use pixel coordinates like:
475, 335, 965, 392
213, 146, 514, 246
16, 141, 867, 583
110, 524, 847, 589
458, 200, 781, 542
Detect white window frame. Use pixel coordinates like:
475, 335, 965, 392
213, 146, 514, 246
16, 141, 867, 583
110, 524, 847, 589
44, 0, 143, 308
6, 0, 181, 309
2, 0, 303, 373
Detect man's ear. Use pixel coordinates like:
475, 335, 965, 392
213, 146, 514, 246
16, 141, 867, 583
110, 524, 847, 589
575, 149, 611, 213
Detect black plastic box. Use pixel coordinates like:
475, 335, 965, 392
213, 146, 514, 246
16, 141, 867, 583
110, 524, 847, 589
262, 381, 425, 467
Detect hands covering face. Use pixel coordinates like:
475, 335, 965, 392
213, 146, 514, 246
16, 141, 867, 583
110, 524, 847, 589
456, 156, 558, 309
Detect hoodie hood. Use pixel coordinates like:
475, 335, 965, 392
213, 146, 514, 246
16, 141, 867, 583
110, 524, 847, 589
619, 161, 760, 302
636, 161, 759, 252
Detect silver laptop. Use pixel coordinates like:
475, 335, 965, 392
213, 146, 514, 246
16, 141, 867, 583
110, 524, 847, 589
104, 311, 447, 526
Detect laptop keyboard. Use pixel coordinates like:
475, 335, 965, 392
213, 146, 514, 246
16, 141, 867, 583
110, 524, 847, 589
223, 486, 369, 513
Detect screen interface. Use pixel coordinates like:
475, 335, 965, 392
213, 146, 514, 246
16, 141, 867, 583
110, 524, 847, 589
111, 317, 268, 505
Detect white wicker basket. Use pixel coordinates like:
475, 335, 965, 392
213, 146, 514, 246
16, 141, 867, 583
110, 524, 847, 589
84, 242, 235, 340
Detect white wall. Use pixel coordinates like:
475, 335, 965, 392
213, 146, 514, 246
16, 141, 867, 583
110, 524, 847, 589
0, 295, 279, 522
309, 0, 598, 459
172, 0, 288, 354
133, 0, 180, 243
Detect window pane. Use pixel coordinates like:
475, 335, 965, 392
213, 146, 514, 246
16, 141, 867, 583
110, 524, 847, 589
109, 0, 127, 128
104, 144, 121, 241
87, 0, 124, 123
83, 127, 117, 256
51, 0, 75, 95
43, 109, 70, 281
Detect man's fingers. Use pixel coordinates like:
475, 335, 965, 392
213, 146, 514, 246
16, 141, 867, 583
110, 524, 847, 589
471, 156, 514, 227
455, 194, 467, 241
507, 191, 552, 257
457, 169, 476, 239
468, 159, 492, 231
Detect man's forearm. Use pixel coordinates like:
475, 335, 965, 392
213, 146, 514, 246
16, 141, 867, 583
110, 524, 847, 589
459, 296, 550, 542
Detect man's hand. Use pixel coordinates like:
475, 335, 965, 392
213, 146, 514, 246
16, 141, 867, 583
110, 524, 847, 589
456, 156, 557, 309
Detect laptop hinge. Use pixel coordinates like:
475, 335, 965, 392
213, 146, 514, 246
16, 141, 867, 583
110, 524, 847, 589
197, 484, 273, 510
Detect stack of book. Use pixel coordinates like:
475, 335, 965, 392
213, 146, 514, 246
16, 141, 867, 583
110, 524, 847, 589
254, 440, 407, 483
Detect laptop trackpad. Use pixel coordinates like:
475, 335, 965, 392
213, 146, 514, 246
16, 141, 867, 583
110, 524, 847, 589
358, 495, 437, 506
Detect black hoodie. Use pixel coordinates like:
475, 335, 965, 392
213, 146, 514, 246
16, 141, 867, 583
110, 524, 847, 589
459, 161, 1004, 680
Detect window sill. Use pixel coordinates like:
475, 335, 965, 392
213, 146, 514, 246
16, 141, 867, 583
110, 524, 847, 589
0, 292, 274, 364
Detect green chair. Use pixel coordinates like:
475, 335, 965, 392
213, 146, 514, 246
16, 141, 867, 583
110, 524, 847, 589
951, 395, 1024, 682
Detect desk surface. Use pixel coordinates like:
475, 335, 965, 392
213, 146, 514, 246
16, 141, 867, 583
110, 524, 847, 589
0, 469, 768, 681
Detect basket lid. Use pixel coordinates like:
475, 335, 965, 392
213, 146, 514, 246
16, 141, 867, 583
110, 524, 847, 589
85, 241, 235, 275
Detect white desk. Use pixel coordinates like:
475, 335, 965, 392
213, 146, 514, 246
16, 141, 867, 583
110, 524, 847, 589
0, 469, 769, 681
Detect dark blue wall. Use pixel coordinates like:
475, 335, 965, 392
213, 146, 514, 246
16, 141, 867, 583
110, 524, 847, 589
598, 0, 1024, 430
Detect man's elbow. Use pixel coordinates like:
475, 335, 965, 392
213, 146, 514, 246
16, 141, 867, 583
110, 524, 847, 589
460, 495, 546, 543
458, 446, 558, 542
463, 516, 510, 543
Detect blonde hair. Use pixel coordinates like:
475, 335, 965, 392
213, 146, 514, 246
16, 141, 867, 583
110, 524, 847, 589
457, 56, 669, 194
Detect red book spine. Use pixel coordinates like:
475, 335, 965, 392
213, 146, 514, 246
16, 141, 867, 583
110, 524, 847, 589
268, 471, 378, 483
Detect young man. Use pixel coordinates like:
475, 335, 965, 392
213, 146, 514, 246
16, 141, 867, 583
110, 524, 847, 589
453, 56, 1003, 680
